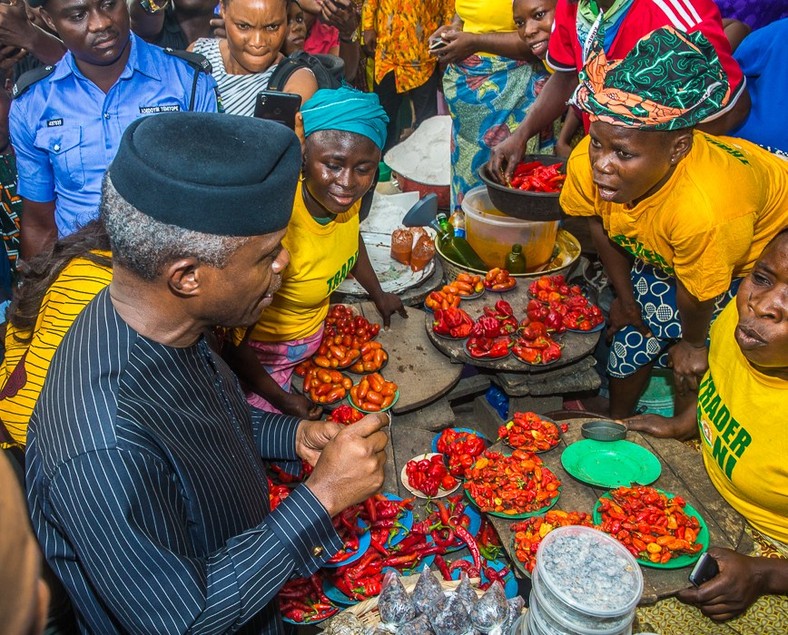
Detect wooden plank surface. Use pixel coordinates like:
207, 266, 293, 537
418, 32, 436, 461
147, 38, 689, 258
355, 302, 463, 414
486, 418, 753, 604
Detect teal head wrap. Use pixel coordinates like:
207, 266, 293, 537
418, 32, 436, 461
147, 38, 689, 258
301, 87, 389, 150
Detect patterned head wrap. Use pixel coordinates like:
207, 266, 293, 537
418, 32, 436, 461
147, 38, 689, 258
570, 23, 730, 130
301, 87, 389, 150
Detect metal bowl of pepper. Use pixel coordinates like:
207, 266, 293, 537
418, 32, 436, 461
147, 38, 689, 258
478, 155, 567, 222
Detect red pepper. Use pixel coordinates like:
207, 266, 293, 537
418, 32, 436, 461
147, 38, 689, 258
434, 555, 453, 581
454, 525, 482, 572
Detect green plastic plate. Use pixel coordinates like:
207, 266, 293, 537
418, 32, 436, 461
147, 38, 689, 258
592, 489, 709, 569
561, 439, 661, 488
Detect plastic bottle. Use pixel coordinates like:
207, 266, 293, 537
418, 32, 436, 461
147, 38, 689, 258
449, 208, 466, 238
434, 213, 488, 271
505, 243, 527, 274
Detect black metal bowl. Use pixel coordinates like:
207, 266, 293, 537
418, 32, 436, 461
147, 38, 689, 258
478, 154, 567, 221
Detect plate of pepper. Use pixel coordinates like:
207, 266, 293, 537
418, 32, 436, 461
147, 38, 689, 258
431, 306, 474, 339
465, 336, 511, 360
323, 513, 371, 568
593, 486, 708, 569
498, 411, 562, 453
463, 450, 561, 519
360, 492, 414, 548
511, 322, 563, 366
323, 552, 384, 605
483, 268, 517, 293
510, 510, 595, 576
424, 495, 482, 553
431, 427, 490, 477
279, 573, 339, 624
402, 452, 460, 498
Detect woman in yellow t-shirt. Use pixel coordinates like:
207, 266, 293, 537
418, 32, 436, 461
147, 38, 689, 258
630, 229, 788, 629
0, 221, 112, 451
224, 88, 405, 419
559, 26, 787, 419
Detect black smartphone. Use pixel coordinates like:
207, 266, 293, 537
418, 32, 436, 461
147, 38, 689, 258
253, 91, 302, 130
688, 552, 719, 587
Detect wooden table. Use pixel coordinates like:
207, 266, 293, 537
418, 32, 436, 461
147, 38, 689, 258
485, 418, 754, 604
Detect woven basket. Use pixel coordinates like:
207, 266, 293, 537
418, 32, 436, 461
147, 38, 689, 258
435, 229, 581, 283
322, 575, 482, 631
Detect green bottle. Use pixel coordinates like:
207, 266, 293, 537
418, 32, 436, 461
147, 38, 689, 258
505, 243, 527, 273
434, 213, 488, 271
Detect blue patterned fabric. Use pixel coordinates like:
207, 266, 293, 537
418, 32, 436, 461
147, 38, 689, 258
26, 288, 342, 634
608, 261, 740, 378
442, 53, 555, 209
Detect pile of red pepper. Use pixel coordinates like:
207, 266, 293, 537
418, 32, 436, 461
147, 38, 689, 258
326, 404, 364, 424
483, 268, 517, 292
464, 449, 561, 515
512, 510, 594, 573
436, 428, 488, 477
278, 573, 337, 624
512, 319, 562, 365
405, 454, 458, 497
508, 160, 566, 193
470, 300, 518, 338
598, 486, 703, 564
476, 517, 503, 561
432, 307, 473, 339
268, 478, 291, 511
498, 411, 562, 453
424, 496, 476, 552
326, 506, 367, 565
359, 494, 414, 548
324, 304, 381, 344
528, 275, 604, 332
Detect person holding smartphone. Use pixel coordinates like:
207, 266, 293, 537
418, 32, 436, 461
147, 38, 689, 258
629, 230, 788, 631
224, 87, 407, 419
190, 0, 317, 115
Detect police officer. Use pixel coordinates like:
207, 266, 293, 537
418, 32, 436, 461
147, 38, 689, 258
9, 0, 219, 259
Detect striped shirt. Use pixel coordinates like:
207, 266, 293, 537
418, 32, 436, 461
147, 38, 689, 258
192, 38, 277, 116
26, 288, 342, 634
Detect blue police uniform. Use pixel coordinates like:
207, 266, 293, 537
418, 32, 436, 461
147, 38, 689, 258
9, 33, 219, 237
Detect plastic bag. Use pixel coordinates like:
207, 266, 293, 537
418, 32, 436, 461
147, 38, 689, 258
470, 581, 508, 634
412, 565, 443, 615
410, 233, 435, 272
391, 228, 413, 266
323, 612, 366, 635
501, 596, 525, 634
428, 592, 472, 635
377, 571, 416, 627
399, 614, 435, 634
455, 572, 477, 614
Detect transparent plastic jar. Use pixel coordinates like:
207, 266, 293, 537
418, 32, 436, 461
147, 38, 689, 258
533, 526, 643, 633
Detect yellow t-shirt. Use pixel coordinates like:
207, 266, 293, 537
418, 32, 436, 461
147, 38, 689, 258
697, 302, 788, 544
248, 182, 360, 343
560, 132, 788, 301
456, 0, 515, 33
0, 252, 112, 448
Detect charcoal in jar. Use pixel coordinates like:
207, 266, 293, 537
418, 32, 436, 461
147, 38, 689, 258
399, 614, 436, 635
455, 572, 477, 613
428, 591, 472, 635
412, 565, 443, 615
470, 581, 508, 632
377, 571, 416, 626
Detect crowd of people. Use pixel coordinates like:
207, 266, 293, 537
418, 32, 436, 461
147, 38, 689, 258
0, 0, 785, 634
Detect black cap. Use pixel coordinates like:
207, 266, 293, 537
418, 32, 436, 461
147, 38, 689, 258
109, 112, 301, 236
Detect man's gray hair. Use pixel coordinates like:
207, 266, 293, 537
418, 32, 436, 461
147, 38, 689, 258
100, 173, 250, 281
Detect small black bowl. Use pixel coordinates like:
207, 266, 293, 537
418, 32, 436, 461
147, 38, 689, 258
581, 419, 628, 442
478, 155, 567, 222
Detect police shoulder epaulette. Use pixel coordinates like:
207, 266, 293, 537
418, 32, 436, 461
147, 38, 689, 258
162, 48, 212, 75
12, 64, 56, 99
